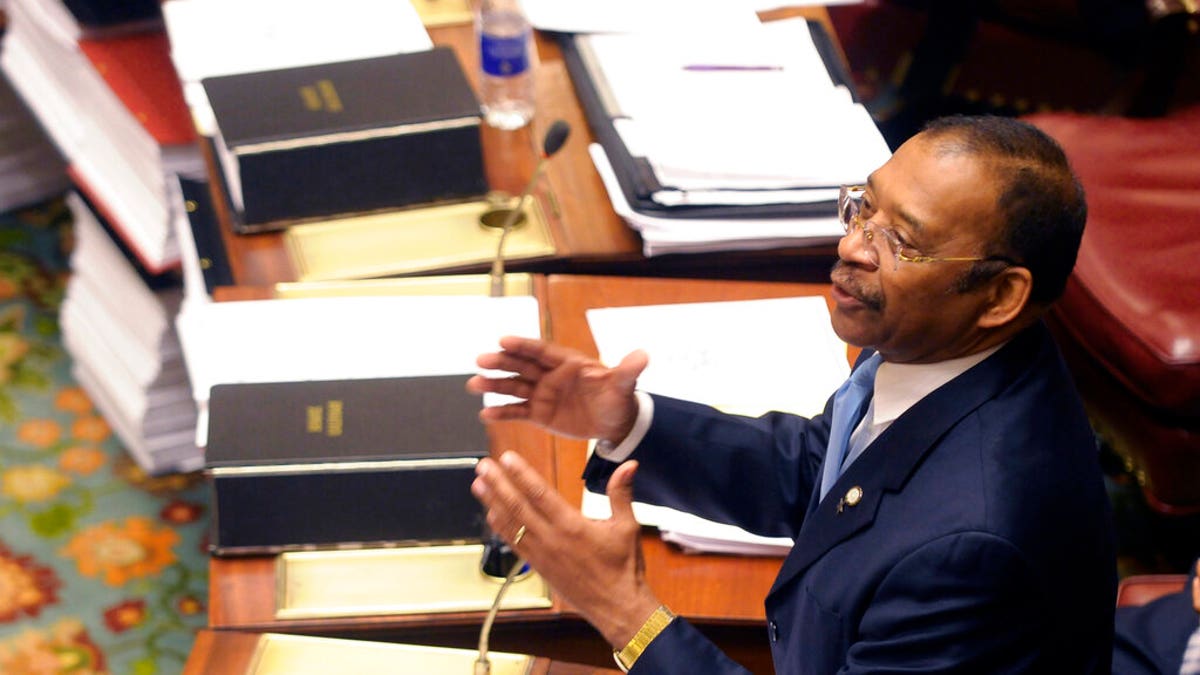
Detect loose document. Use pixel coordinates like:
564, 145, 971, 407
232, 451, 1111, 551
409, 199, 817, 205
580, 297, 850, 556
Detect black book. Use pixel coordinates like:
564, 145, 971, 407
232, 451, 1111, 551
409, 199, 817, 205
205, 374, 488, 466
202, 47, 488, 228
205, 374, 490, 554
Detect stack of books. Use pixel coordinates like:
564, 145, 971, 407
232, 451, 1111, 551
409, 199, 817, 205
174, 290, 542, 552
161, 0, 552, 283
59, 193, 200, 474
0, 0, 203, 273
2, 0, 206, 473
162, 0, 452, 232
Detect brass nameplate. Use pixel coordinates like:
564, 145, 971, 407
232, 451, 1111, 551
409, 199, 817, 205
247, 633, 533, 675
274, 273, 535, 298
283, 196, 556, 282
275, 545, 552, 620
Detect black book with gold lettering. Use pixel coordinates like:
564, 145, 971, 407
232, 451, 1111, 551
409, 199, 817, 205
202, 47, 487, 229
206, 374, 487, 465
205, 374, 489, 555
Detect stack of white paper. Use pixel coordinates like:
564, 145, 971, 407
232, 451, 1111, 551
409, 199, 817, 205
580, 296, 850, 556
590, 144, 845, 256
60, 193, 200, 474
573, 16, 891, 256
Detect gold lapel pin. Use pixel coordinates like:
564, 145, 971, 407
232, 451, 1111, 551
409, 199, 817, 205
837, 485, 864, 514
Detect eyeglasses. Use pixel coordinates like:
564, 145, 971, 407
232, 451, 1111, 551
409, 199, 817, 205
838, 185, 994, 271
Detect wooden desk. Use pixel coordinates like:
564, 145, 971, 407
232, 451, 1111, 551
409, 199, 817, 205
184, 629, 622, 675
215, 13, 841, 289
204, 274, 848, 671
196, 8, 850, 672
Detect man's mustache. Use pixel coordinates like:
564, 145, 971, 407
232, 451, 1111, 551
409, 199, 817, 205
831, 261, 884, 312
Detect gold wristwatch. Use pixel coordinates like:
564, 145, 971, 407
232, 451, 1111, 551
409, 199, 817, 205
612, 605, 676, 673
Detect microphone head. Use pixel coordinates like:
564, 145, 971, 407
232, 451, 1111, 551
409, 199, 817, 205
479, 533, 520, 579
541, 120, 571, 158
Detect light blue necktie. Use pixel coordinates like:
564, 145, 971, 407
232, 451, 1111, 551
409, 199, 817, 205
819, 353, 883, 502
1182, 622, 1200, 675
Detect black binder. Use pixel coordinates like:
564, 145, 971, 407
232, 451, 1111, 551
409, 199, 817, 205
555, 20, 856, 221
177, 176, 233, 295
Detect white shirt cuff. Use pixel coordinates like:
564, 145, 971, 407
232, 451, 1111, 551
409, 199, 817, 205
593, 391, 654, 463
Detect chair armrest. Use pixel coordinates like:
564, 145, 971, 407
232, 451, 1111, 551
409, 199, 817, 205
1116, 574, 1189, 607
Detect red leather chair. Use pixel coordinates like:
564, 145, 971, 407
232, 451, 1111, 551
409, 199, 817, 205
1025, 105, 1200, 516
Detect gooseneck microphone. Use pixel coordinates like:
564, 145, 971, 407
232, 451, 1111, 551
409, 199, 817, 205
474, 533, 528, 675
476, 121, 569, 667
488, 119, 571, 297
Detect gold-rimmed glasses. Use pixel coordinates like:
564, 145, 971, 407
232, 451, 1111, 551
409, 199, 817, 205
838, 185, 996, 271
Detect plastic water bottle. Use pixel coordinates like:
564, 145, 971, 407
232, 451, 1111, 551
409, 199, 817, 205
476, 0, 534, 130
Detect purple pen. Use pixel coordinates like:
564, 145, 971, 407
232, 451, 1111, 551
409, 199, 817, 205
682, 64, 784, 72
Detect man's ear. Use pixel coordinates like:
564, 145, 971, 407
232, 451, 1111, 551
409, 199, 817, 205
977, 266, 1034, 329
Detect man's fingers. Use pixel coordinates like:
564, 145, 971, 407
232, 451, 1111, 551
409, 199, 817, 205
478, 402, 531, 423
497, 451, 574, 523
475, 351, 549, 382
468, 374, 535, 400
611, 350, 650, 389
497, 336, 579, 370
471, 456, 548, 543
606, 460, 640, 526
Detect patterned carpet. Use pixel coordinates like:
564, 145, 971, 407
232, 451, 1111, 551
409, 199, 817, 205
0, 198, 209, 675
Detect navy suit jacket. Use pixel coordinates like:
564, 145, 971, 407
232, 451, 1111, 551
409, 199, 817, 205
584, 322, 1117, 673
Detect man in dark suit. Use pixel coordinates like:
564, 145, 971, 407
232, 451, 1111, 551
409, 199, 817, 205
468, 115, 1117, 673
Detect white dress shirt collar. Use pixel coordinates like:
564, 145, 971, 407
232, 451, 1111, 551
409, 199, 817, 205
871, 343, 1005, 427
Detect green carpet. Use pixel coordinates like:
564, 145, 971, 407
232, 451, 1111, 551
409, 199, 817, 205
0, 197, 209, 675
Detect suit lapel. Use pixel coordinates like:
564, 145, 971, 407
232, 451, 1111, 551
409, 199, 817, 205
767, 327, 1043, 598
